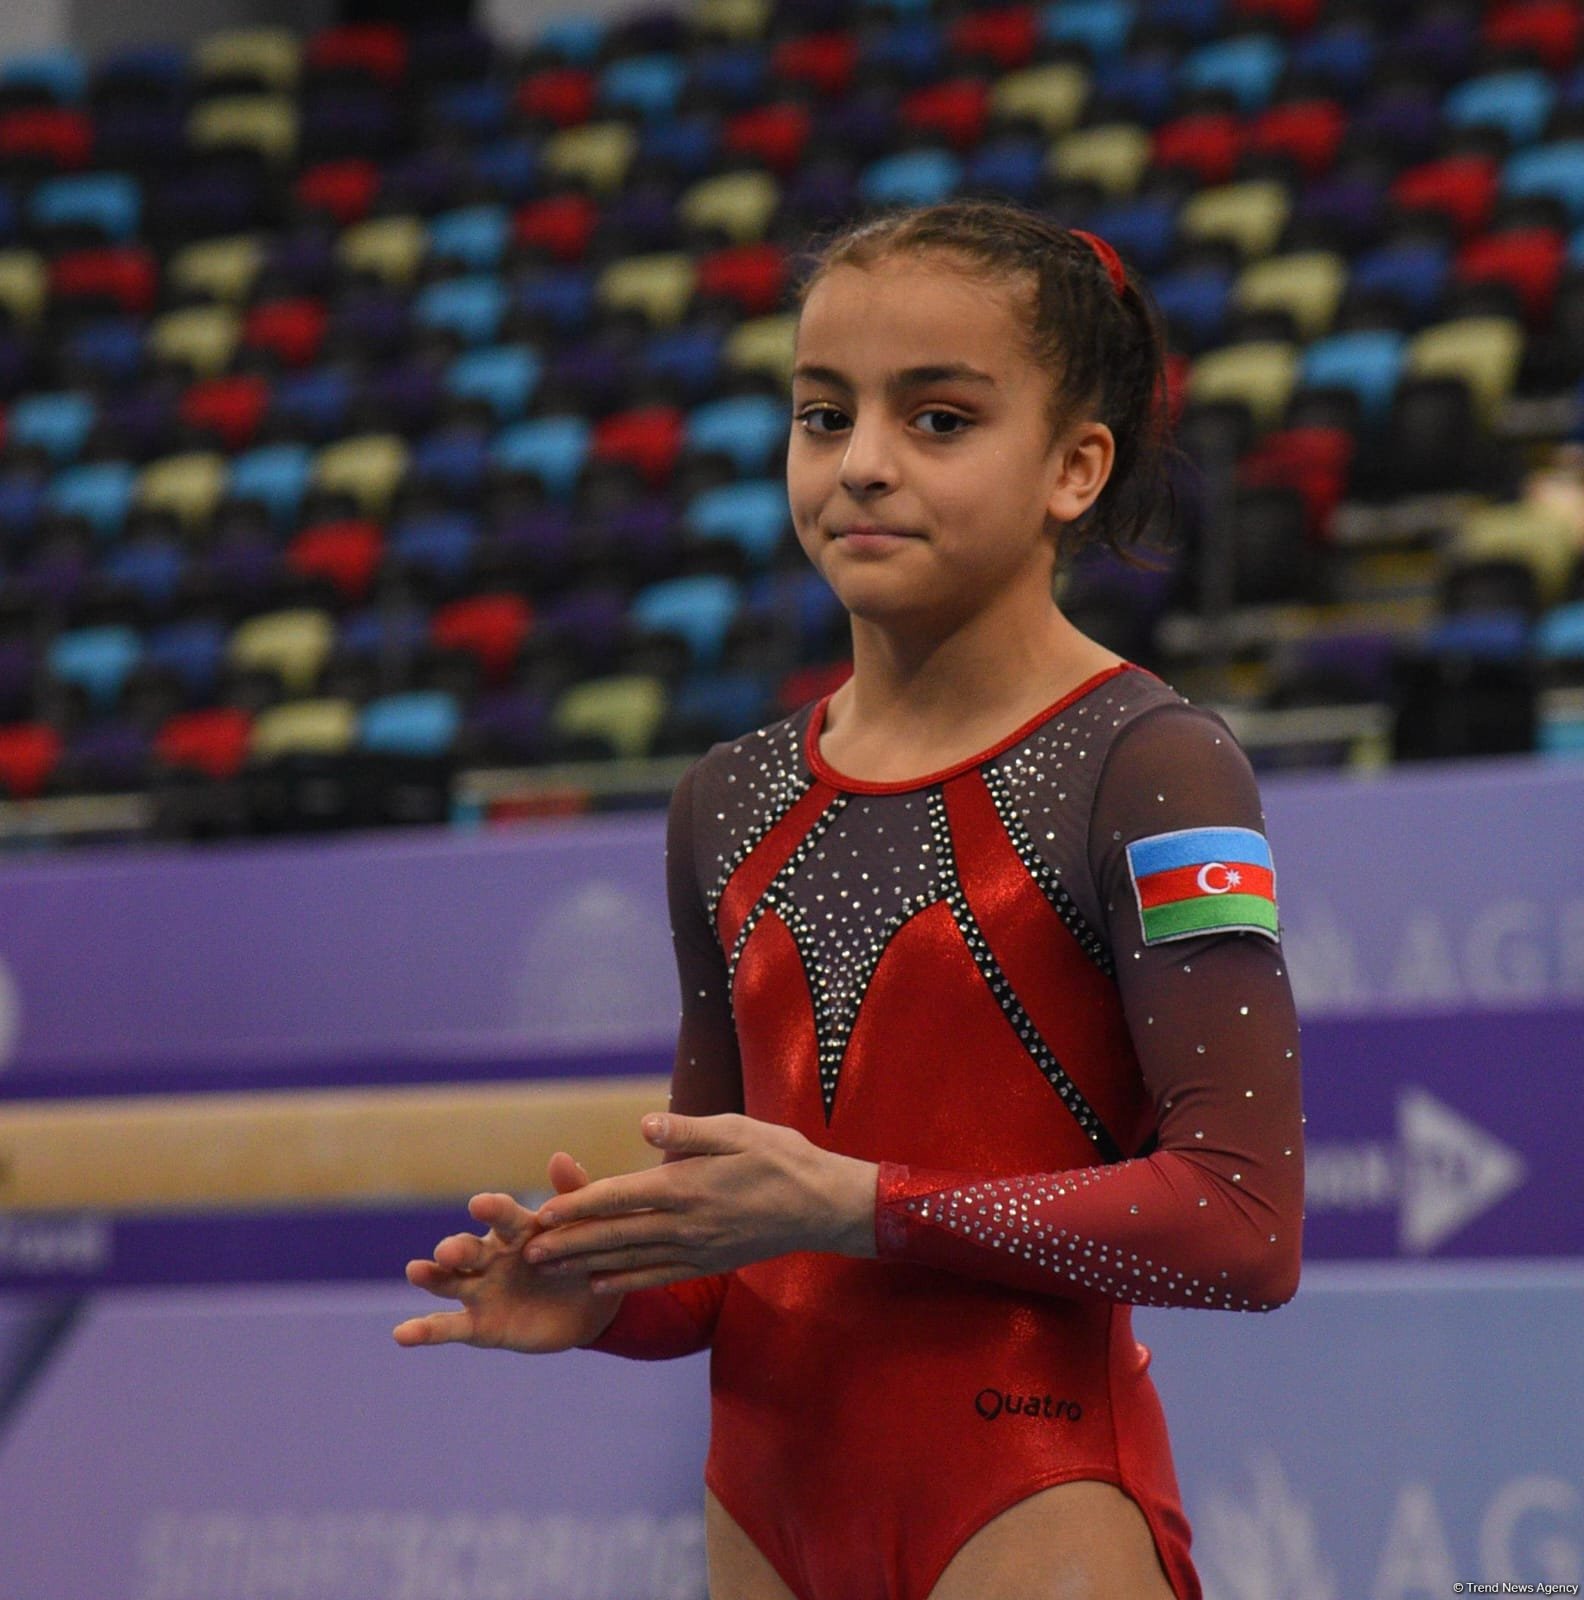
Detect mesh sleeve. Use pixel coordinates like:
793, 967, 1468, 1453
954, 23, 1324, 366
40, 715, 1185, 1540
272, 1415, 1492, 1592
874, 704, 1305, 1312
586, 757, 739, 1357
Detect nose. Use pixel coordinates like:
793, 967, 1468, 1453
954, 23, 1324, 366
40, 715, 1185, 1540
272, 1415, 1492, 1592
838, 417, 899, 499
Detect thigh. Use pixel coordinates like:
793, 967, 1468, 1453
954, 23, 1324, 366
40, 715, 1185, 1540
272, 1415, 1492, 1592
928, 1479, 1177, 1600
705, 1488, 800, 1600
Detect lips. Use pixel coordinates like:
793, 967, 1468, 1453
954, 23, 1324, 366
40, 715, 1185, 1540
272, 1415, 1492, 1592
830, 524, 923, 539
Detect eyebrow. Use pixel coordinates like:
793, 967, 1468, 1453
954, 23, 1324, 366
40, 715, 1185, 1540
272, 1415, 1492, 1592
791, 361, 999, 394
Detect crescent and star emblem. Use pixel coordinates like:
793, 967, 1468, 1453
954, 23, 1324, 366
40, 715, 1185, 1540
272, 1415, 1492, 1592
1196, 862, 1242, 895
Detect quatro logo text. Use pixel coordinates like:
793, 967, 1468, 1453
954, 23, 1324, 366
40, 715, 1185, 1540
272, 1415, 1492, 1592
974, 1388, 1083, 1423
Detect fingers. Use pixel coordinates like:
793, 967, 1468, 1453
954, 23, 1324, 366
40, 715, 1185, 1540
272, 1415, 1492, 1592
468, 1191, 534, 1245
641, 1111, 749, 1158
547, 1151, 590, 1195
433, 1230, 490, 1272
392, 1309, 475, 1347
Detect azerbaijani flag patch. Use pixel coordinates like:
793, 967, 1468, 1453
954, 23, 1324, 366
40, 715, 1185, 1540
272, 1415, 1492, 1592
1126, 826, 1279, 945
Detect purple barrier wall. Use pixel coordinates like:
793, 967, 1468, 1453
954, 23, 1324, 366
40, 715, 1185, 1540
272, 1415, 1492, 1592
0, 755, 1580, 1091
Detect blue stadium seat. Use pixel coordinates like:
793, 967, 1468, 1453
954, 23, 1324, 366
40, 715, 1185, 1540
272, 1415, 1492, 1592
470, 136, 539, 201
147, 618, 227, 699
1042, 0, 1138, 63
413, 275, 509, 346
1152, 265, 1233, 350
684, 481, 790, 567
963, 137, 1046, 201
9, 392, 95, 463
0, 49, 87, 103
516, 269, 595, 335
230, 443, 314, 526
536, 17, 605, 64
492, 416, 591, 501
1349, 242, 1451, 323
1289, 22, 1377, 100
427, 204, 511, 272
640, 326, 724, 400
1092, 56, 1177, 125
1444, 70, 1555, 149
687, 44, 768, 106
1503, 142, 1584, 226
433, 81, 510, 142
861, 20, 946, 82
637, 115, 720, 179
271, 368, 354, 440
49, 625, 142, 709
859, 150, 964, 207
46, 460, 136, 539
65, 319, 144, 386
1425, 611, 1530, 660
411, 430, 491, 500
391, 512, 478, 584
685, 395, 787, 476
1143, 0, 1224, 41
339, 604, 431, 660
630, 574, 742, 666
31, 174, 141, 242
446, 345, 541, 421
1300, 331, 1407, 420
360, 690, 462, 756
103, 539, 185, 609
1536, 602, 1584, 661
1181, 35, 1286, 113
600, 54, 686, 120
1084, 195, 1178, 272
671, 671, 772, 738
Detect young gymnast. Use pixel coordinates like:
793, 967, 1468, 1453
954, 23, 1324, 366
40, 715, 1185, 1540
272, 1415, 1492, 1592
395, 199, 1305, 1600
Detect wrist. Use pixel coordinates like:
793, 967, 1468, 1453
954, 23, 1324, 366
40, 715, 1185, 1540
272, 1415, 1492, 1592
826, 1154, 880, 1259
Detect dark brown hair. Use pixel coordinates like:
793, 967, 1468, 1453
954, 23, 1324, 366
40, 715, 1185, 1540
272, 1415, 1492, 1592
794, 199, 1172, 561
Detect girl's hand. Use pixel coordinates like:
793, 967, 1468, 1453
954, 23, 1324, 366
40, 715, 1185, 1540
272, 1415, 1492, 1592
524, 1113, 879, 1294
393, 1153, 620, 1353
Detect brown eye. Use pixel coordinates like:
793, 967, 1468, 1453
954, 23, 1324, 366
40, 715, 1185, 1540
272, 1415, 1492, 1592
915, 409, 970, 436
796, 405, 848, 434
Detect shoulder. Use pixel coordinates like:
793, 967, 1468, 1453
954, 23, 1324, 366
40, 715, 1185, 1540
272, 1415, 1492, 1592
678, 699, 819, 803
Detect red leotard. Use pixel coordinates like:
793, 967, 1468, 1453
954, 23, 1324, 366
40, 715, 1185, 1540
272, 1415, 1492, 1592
592, 663, 1305, 1600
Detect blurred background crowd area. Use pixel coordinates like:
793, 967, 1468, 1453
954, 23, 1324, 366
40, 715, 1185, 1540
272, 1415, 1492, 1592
0, 0, 1579, 846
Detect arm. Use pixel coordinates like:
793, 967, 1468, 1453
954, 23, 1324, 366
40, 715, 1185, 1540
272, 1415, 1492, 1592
873, 706, 1305, 1311
583, 755, 745, 1358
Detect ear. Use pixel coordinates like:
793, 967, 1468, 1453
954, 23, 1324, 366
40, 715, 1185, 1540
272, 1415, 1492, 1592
1044, 419, 1115, 525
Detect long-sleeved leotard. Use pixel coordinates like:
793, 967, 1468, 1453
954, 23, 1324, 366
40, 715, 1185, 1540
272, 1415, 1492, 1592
592, 663, 1304, 1600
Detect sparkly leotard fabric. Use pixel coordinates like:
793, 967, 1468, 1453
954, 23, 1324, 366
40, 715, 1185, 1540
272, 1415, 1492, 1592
592, 663, 1305, 1600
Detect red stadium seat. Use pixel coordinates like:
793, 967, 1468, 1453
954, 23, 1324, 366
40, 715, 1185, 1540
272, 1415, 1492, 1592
949, 8, 1040, 71
49, 245, 158, 314
305, 23, 409, 85
244, 298, 329, 369
1483, 0, 1582, 71
513, 194, 598, 262
900, 80, 991, 151
592, 406, 685, 487
1155, 113, 1245, 185
772, 32, 859, 99
1245, 100, 1344, 178
0, 724, 62, 799
0, 107, 92, 169
723, 103, 813, 174
155, 709, 252, 781
181, 374, 271, 451
295, 159, 381, 226
695, 243, 790, 317
1234, 0, 1322, 30
1391, 156, 1498, 239
286, 519, 384, 602
1236, 425, 1354, 539
1456, 228, 1566, 324
515, 67, 597, 128
432, 593, 533, 684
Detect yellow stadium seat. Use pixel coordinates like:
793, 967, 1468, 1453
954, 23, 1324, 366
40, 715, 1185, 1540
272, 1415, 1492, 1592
677, 171, 780, 243
1454, 501, 1579, 605
169, 235, 264, 305
250, 699, 359, 760
692, 0, 773, 40
148, 306, 241, 378
541, 123, 637, 197
1407, 317, 1524, 428
1233, 252, 1346, 341
1048, 124, 1152, 197
230, 612, 338, 699
1179, 180, 1291, 260
990, 65, 1089, 135
188, 96, 298, 166
1188, 341, 1299, 430
552, 675, 668, 759
337, 216, 428, 287
195, 28, 301, 92
313, 434, 409, 515
725, 314, 799, 387
597, 253, 697, 328
0, 250, 47, 327
136, 452, 229, 532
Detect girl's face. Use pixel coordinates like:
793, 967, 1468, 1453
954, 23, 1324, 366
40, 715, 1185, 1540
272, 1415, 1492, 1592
788, 254, 1112, 633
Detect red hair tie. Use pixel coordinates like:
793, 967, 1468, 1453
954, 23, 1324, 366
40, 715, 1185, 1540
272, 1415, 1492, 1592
1071, 229, 1127, 297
